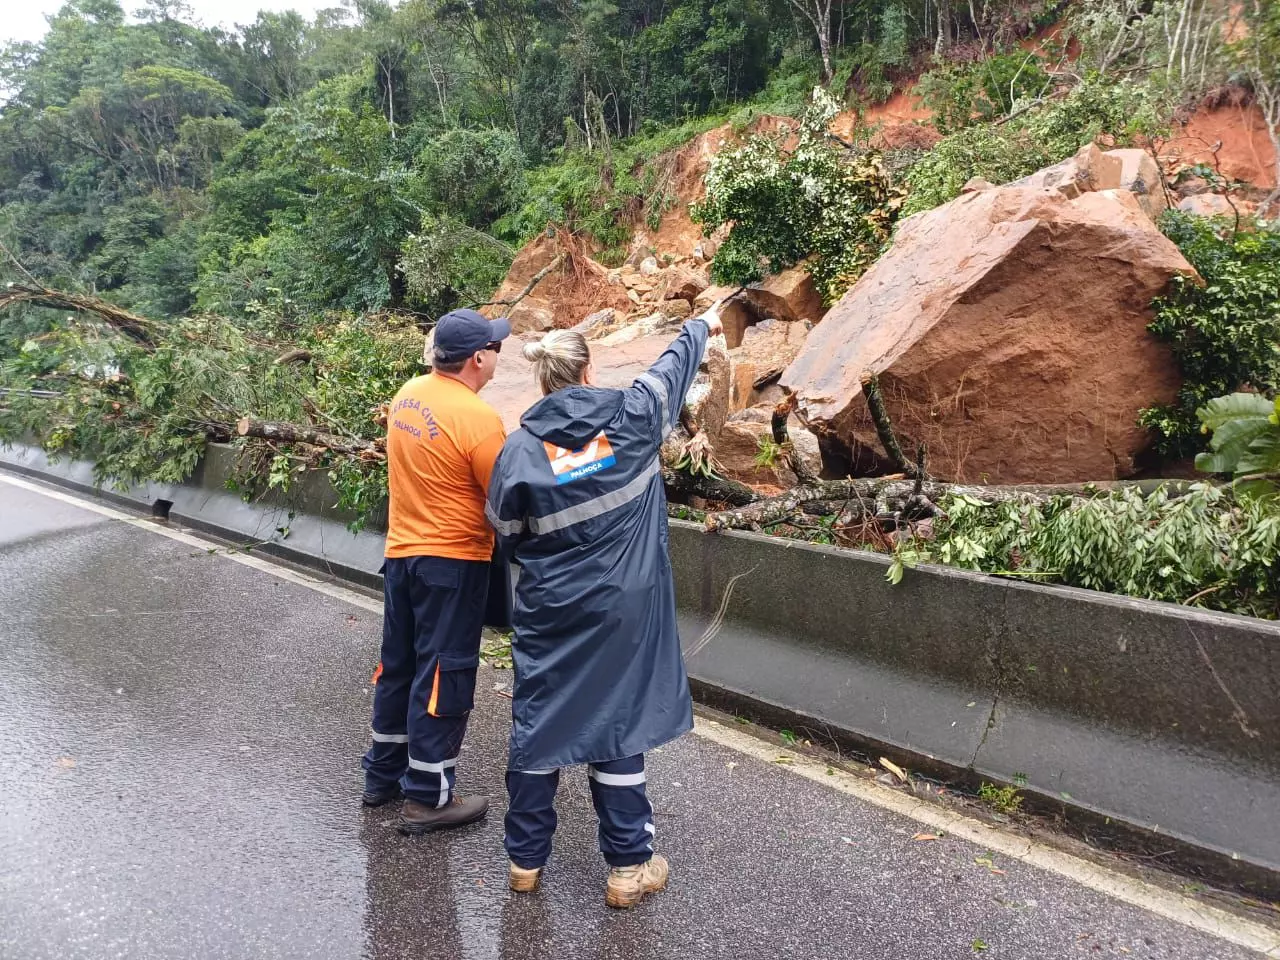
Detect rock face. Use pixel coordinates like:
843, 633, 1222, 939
781, 185, 1192, 484
1106, 148, 1169, 219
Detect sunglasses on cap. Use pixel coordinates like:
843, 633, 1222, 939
485, 341, 502, 353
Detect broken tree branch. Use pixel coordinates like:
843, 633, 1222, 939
770, 393, 821, 486
0, 283, 160, 349
862, 374, 922, 479
702, 476, 1194, 532
273, 348, 313, 366
472, 254, 566, 316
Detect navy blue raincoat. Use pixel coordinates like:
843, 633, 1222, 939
485, 318, 710, 770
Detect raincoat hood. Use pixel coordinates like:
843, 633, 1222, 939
519, 386, 624, 449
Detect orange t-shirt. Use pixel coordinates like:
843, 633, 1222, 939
384, 373, 506, 561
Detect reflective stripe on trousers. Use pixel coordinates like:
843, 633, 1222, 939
504, 754, 655, 869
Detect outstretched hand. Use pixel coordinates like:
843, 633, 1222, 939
698, 299, 726, 338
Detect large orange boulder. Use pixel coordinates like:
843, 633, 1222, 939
780, 185, 1193, 484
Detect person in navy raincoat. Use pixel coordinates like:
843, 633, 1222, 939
485, 304, 724, 908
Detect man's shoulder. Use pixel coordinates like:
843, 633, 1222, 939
392, 374, 431, 403
453, 388, 504, 430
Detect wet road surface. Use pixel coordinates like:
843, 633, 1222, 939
0, 478, 1271, 959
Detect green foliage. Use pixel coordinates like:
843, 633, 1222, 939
901, 123, 1047, 215
890, 485, 1280, 619
1140, 213, 1280, 458
917, 51, 1049, 134
903, 76, 1169, 215
0, 315, 307, 490
978, 782, 1024, 815
1195, 393, 1280, 498
693, 90, 905, 303
414, 129, 528, 228
398, 217, 514, 315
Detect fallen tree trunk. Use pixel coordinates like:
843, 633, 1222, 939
661, 466, 758, 506
0, 284, 160, 349
235, 418, 385, 461
703, 477, 1196, 532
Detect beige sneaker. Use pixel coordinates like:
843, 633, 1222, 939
605, 854, 669, 909
508, 861, 542, 893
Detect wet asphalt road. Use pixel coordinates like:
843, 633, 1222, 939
0, 479, 1265, 960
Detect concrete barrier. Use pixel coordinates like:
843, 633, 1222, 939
5, 440, 1278, 893
670, 523, 1280, 892
0, 442, 386, 588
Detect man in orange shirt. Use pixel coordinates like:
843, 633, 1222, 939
363, 308, 510, 834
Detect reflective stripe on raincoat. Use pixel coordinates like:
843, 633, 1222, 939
485, 319, 709, 770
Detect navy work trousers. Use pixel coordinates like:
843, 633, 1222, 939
363, 555, 488, 807
505, 755, 655, 869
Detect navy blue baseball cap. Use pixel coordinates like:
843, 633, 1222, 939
433, 309, 511, 363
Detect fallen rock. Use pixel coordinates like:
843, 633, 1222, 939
661, 265, 709, 301
962, 177, 996, 194
1174, 175, 1211, 198
571, 308, 617, 336
691, 287, 756, 348
712, 405, 823, 490
1106, 148, 1169, 219
687, 333, 732, 440
660, 298, 693, 320
639, 256, 661, 276
1009, 143, 1122, 199
753, 267, 825, 324
1177, 193, 1238, 218
598, 313, 679, 347
506, 299, 555, 335
781, 184, 1191, 484
696, 266, 824, 329
729, 318, 809, 411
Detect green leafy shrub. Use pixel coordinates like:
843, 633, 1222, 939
1195, 393, 1280, 498
901, 123, 1048, 215
398, 216, 514, 315
902, 76, 1168, 215
692, 90, 905, 303
917, 51, 1049, 134
890, 484, 1280, 618
414, 129, 528, 228
1140, 213, 1280, 458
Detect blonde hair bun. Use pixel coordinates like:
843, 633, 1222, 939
524, 329, 592, 394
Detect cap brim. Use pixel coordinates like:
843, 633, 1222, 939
487, 316, 512, 342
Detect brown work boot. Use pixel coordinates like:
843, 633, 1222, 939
397, 795, 489, 835
508, 861, 542, 893
605, 854, 669, 909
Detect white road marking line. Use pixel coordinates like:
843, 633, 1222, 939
694, 718, 1280, 958
6, 472, 1277, 955
0, 474, 381, 613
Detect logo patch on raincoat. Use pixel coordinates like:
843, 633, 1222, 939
543, 432, 617, 484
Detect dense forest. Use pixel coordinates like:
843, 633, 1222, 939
3, 0, 1280, 615
2, 0, 1270, 323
